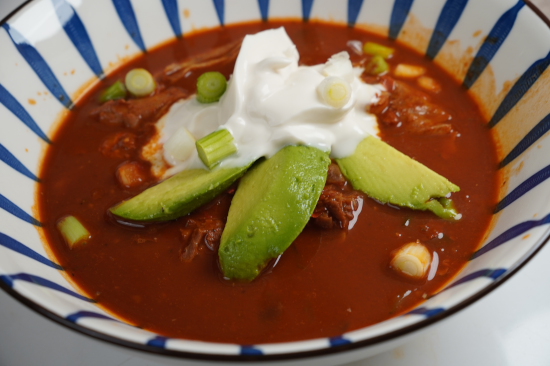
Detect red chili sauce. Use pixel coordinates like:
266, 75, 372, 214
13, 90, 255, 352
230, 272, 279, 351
38, 21, 500, 344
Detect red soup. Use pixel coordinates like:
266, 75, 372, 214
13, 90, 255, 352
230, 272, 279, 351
38, 21, 500, 344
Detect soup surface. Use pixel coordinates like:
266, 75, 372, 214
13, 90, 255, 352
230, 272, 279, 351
38, 21, 499, 344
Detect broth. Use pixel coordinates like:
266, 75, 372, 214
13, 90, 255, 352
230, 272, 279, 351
38, 21, 499, 344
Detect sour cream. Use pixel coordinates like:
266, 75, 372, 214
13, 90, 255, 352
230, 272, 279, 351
158, 27, 381, 176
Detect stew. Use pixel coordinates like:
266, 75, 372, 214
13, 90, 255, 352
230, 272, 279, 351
38, 21, 500, 344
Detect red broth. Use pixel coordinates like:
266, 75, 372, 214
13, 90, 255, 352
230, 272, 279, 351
38, 21, 500, 344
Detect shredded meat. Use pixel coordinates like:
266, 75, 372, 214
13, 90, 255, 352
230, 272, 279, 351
179, 218, 224, 262
365, 75, 454, 135
90, 87, 189, 128
99, 132, 136, 158
311, 163, 363, 229
161, 39, 242, 85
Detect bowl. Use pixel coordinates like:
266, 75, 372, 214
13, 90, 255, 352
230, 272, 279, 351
1, 0, 550, 365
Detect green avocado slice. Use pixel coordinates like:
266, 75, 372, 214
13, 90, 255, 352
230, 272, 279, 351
219, 145, 330, 281
336, 136, 460, 219
110, 164, 250, 222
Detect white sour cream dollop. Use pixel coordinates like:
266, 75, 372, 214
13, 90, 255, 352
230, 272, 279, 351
159, 27, 381, 176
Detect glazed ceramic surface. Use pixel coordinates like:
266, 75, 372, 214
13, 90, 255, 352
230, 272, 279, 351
1, 0, 550, 365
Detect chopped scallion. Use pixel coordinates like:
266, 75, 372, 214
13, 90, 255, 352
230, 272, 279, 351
366, 55, 389, 76
391, 242, 431, 279
317, 76, 351, 108
196, 71, 227, 103
196, 129, 237, 169
417, 76, 441, 93
57, 215, 90, 248
394, 64, 426, 78
164, 126, 196, 163
99, 80, 127, 103
125, 68, 156, 97
363, 42, 394, 59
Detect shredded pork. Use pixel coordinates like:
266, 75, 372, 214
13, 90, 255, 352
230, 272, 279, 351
160, 39, 242, 85
311, 163, 363, 229
90, 87, 189, 128
180, 218, 225, 262
365, 75, 454, 135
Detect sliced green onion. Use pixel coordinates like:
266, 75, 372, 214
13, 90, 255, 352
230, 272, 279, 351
317, 76, 351, 108
366, 55, 389, 76
196, 71, 227, 103
57, 215, 90, 248
164, 126, 196, 163
363, 42, 394, 59
417, 76, 441, 93
196, 129, 237, 169
391, 242, 431, 279
394, 64, 426, 78
125, 68, 156, 97
99, 80, 127, 103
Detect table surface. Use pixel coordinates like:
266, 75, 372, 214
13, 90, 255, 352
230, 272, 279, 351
2, 0, 550, 365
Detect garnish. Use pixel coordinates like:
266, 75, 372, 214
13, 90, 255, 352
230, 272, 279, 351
125, 68, 156, 97
196, 71, 227, 103
196, 129, 237, 169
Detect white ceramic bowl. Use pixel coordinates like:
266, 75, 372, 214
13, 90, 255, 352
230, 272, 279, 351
1, 0, 550, 365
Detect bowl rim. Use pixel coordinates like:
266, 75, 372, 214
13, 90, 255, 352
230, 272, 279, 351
1, 0, 549, 362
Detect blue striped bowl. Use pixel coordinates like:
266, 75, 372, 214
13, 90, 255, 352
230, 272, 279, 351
1, 0, 550, 364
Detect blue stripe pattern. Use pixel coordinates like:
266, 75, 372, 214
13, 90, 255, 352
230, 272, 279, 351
329, 336, 352, 347
66, 310, 118, 323
472, 212, 550, 259
0, 273, 95, 302
442, 268, 506, 291
112, 0, 146, 52
213, 0, 224, 26
240, 346, 263, 355
0, 232, 61, 270
0, 84, 51, 144
389, 0, 414, 40
258, 0, 269, 21
426, 0, 468, 60
302, 0, 314, 22
146, 335, 168, 348
462, 1, 525, 89
347, 0, 364, 27
51, 0, 104, 78
0, 144, 39, 181
0, 194, 41, 226
489, 50, 550, 128
407, 307, 445, 317
495, 165, 550, 213
499, 112, 550, 168
1, 24, 73, 109
0, 84, 50, 143
161, 0, 182, 38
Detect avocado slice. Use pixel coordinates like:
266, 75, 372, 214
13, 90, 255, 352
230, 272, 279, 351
336, 136, 459, 219
219, 146, 330, 281
110, 165, 250, 222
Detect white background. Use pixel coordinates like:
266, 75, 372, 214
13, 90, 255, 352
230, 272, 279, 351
1, 0, 550, 365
